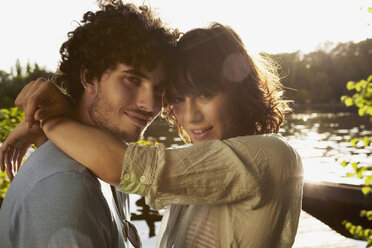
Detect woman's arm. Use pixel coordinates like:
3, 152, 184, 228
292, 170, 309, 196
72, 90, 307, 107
15, 77, 73, 127
0, 121, 48, 181
41, 117, 126, 186
119, 134, 302, 210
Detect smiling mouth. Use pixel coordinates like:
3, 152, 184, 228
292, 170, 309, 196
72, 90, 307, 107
125, 112, 150, 128
189, 126, 214, 141
191, 126, 213, 134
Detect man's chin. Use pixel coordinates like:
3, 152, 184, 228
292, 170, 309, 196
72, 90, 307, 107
100, 127, 141, 143
118, 129, 143, 142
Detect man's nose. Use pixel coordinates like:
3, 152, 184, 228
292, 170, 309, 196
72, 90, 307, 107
136, 86, 160, 113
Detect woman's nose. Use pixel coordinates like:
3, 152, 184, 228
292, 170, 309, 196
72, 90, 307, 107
183, 98, 203, 124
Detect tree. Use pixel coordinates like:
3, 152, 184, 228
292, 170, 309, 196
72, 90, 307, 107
340, 76, 372, 246
0, 107, 24, 206
0, 60, 52, 108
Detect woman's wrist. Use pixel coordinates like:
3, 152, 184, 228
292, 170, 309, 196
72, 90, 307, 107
40, 117, 64, 134
34, 134, 48, 148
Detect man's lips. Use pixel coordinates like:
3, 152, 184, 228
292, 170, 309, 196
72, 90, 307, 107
125, 111, 152, 128
189, 126, 214, 141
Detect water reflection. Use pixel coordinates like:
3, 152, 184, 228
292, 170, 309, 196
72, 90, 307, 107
280, 111, 371, 184
131, 198, 162, 237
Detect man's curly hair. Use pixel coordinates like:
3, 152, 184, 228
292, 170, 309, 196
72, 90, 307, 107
52, 0, 179, 102
163, 23, 292, 143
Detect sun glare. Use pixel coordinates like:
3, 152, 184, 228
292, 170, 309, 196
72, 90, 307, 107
0, 0, 371, 71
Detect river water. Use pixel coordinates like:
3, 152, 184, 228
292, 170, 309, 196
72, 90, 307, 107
132, 108, 372, 245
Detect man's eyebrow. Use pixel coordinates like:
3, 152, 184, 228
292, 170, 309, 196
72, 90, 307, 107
121, 69, 148, 79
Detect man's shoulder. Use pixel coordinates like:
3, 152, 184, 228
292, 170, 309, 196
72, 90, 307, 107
24, 140, 90, 173
0, 164, 119, 248
16, 140, 97, 185
3, 141, 101, 209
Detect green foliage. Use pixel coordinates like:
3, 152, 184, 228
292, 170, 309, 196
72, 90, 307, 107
269, 38, 372, 105
0, 60, 51, 108
341, 75, 372, 246
0, 171, 10, 199
342, 219, 372, 245
0, 107, 25, 142
0, 107, 24, 205
341, 76, 372, 121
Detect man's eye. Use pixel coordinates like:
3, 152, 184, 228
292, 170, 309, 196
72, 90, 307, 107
124, 76, 140, 85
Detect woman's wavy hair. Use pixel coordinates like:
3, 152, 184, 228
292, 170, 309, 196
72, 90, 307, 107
162, 23, 292, 143
52, 0, 179, 102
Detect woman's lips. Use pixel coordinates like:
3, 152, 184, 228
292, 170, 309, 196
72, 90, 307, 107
189, 126, 213, 141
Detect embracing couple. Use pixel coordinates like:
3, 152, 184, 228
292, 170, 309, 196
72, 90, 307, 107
0, 1, 303, 247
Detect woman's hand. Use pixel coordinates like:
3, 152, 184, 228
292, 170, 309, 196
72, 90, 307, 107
15, 77, 73, 127
0, 121, 47, 181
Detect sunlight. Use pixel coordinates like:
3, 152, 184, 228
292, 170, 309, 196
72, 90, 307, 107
0, 0, 371, 71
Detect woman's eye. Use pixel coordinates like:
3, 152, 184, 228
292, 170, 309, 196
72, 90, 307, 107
170, 96, 185, 104
154, 85, 164, 95
198, 92, 214, 99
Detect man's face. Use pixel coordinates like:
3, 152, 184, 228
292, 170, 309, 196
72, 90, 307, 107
89, 63, 164, 142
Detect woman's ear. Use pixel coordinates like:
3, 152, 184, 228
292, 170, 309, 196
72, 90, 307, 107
80, 68, 98, 95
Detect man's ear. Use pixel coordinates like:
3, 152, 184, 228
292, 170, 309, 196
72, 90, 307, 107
80, 68, 98, 95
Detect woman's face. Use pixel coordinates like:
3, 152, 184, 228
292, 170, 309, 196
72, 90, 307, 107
172, 91, 242, 144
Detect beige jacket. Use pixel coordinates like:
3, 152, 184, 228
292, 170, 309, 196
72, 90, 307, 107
119, 134, 303, 248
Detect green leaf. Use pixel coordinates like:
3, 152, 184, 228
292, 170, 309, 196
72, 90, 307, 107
344, 97, 354, 107
350, 225, 356, 235
363, 136, 371, 147
355, 97, 364, 108
344, 221, 352, 229
366, 211, 372, 221
346, 172, 355, 177
356, 170, 364, 179
341, 161, 349, 167
346, 81, 355, 90
362, 186, 371, 195
350, 138, 360, 147
359, 106, 368, 116
367, 106, 372, 116
355, 81, 363, 92
365, 175, 372, 185
352, 162, 360, 170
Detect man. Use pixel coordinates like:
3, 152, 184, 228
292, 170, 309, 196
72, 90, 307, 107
0, 1, 178, 247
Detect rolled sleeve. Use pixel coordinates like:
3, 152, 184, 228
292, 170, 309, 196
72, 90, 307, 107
120, 143, 162, 197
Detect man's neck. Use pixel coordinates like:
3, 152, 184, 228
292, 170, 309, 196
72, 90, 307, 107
70, 99, 95, 126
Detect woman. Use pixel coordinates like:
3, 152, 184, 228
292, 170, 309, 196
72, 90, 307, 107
1, 23, 303, 247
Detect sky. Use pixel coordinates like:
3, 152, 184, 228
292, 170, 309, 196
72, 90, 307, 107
0, 0, 371, 72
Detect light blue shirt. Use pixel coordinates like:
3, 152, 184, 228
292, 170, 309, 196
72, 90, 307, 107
0, 141, 121, 248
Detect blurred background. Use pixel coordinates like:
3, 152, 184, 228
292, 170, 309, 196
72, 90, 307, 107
0, 0, 371, 247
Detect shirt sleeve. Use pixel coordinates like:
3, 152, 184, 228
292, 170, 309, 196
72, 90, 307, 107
12, 172, 118, 248
119, 134, 303, 210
